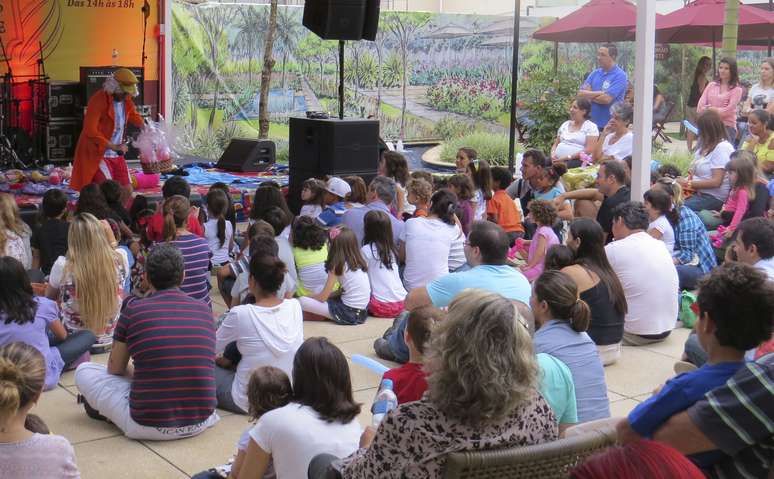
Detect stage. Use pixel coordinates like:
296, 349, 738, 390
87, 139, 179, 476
2, 160, 289, 221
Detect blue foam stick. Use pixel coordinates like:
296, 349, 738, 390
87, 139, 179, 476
351, 354, 390, 375
683, 120, 699, 135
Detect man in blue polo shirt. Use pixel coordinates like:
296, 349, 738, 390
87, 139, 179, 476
374, 221, 531, 363
341, 175, 404, 245
579, 45, 628, 130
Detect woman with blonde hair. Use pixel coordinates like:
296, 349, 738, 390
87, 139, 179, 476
0, 193, 32, 269
163, 195, 212, 308
46, 213, 128, 350
328, 289, 557, 478
0, 342, 80, 477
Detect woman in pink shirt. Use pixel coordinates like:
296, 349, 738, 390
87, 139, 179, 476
697, 57, 744, 143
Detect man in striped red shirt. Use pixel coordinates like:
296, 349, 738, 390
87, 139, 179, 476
75, 244, 219, 440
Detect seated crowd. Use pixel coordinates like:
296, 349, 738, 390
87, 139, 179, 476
0, 97, 773, 478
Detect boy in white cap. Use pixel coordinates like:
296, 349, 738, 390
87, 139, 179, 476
317, 176, 352, 228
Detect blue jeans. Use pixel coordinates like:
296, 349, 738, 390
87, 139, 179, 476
684, 332, 708, 367
675, 264, 705, 291
49, 330, 96, 367
684, 192, 724, 213
214, 366, 247, 414
386, 311, 410, 364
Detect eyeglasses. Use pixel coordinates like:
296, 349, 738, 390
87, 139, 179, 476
657, 177, 677, 185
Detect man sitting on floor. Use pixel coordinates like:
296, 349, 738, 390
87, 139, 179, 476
375, 221, 531, 363
605, 202, 679, 346
74, 244, 219, 440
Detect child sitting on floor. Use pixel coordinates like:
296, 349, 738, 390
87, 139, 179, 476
644, 187, 677, 253
519, 200, 559, 281
31, 189, 70, 276
291, 216, 330, 297
299, 178, 327, 219
447, 174, 475, 236
704, 151, 759, 246
362, 210, 407, 318
487, 166, 524, 246
218, 221, 274, 308
617, 263, 774, 470
205, 189, 235, 269
192, 366, 292, 479
382, 306, 443, 404
405, 178, 432, 219
298, 227, 370, 325
466, 157, 493, 221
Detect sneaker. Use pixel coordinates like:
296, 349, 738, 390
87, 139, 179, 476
77, 394, 110, 423
373, 338, 397, 362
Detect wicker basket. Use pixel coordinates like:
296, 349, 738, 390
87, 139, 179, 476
140, 158, 174, 174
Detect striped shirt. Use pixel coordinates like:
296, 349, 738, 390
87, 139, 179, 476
169, 234, 212, 308
113, 289, 217, 428
687, 353, 774, 478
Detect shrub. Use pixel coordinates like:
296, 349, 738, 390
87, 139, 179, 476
439, 132, 523, 167
433, 117, 473, 140
427, 77, 507, 122
653, 149, 693, 175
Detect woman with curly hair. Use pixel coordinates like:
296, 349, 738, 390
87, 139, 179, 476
321, 289, 557, 478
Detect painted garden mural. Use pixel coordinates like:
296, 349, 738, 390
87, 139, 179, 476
170, 1, 766, 167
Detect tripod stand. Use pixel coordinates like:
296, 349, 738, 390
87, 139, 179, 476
0, 35, 28, 169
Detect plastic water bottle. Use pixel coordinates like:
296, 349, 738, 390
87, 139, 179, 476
371, 379, 398, 426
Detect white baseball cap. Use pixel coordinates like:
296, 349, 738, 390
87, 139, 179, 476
325, 177, 351, 198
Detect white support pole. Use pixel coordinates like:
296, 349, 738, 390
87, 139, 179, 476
631, 0, 656, 202
164, 0, 173, 121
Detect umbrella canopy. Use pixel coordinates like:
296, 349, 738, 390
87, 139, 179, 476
655, 0, 774, 44
532, 0, 647, 43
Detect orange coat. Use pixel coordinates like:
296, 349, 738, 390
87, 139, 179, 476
70, 91, 143, 191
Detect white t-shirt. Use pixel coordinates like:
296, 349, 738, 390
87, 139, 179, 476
276, 235, 298, 283
648, 215, 675, 254
748, 83, 774, 110
691, 140, 734, 201
204, 218, 234, 265
601, 131, 633, 161
339, 266, 371, 309
605, 232, 679, 336
361, 244, 407, 303
249, 403, 361, 479
215, 300, 304, 412
447, 227, 466, 271
555, 120, 599, 159
0, 433, 80, 479
400, 217, 460, 291
473, 189, 487, 220
300, 204, 323, 218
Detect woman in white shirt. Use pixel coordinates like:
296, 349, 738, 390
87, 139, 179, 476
400, 189, 463, 291
215, 255, 304, 414
742, 58, 774, 116
593, 102, 633, 163
643, 188, 677, 254
551, 98, 599, 168
678, 110, 734, 212
240, 337, 361, 479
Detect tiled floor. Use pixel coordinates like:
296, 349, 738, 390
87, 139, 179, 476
34, 280, 691, 479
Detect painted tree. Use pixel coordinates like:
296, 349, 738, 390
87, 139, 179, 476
721, 0, 739, 59
259, 0, 278, 139
171, 9, 207, 129
384, 12, 430, 140
234, 7, 266, 87
193, 5, 237, 129
298, 33, 336, 86
370, 28, 389, 118
274, 7, 302, 91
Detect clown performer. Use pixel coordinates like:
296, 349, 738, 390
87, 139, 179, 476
70, 68, 144, 193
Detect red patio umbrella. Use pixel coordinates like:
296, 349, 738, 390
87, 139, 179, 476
655, 0, 774, 45
532, 0, 645, 43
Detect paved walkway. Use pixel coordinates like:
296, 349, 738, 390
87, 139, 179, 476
38, 274, 691, 478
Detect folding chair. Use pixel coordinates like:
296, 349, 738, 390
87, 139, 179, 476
652, 101, 675, 143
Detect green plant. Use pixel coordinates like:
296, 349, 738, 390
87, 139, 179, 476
653, 149, 694, 175
439, 132, 523, 167
433, 117, 473, 140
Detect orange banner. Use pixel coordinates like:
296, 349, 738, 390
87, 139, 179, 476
0, 0, 159, 80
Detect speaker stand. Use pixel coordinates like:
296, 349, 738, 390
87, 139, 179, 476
338, 40, 345, 120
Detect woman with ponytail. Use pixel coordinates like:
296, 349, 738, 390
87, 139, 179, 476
163, 195, 212, 309
400, 189, 465, 291
531, 270, 610, 422
0, 342, 80, 477
46, 213, 128, 350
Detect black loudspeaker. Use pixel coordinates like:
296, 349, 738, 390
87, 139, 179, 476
80, 66, 144, 106
216, 139, 276, 172
303, 0, 380, 41
288, 117, 379, 213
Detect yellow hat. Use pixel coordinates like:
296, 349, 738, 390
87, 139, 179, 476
113, 68, 139, 96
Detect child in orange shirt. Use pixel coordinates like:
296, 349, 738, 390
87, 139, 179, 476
487, 166, 525, 245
